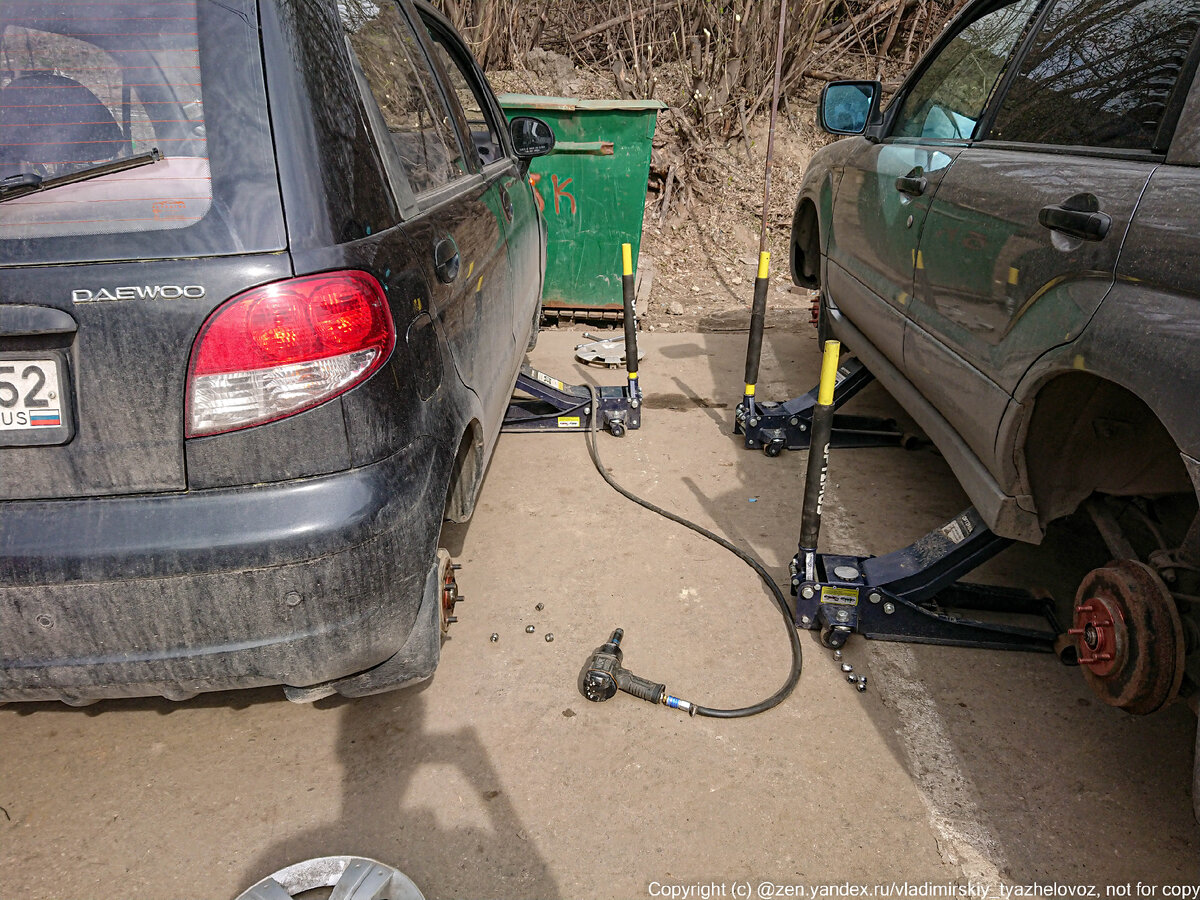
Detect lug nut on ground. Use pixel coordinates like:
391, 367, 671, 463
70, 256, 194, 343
840, 663, 853, 673
525, 625, 536, 633
535, 602, 544, 611
490, 633, 498, 643
833, 650, 842, 661
846, 673, 857, 684
545, 633, 554, 642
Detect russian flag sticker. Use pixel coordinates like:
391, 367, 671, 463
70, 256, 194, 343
30, 411, 61, 427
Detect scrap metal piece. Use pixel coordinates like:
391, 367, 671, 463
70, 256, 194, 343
237, 856, 424, 900
574, 334, 646, 369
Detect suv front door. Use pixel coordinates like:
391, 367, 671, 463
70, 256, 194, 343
827, 0, 1040, 368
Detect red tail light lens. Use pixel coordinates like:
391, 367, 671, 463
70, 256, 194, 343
187, 271, 395, 437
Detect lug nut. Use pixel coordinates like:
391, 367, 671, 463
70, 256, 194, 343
490, 633, 499, 643
525, 625, 536, 633
833, 650, 843, 661
535, 602, 545, 611
545, 633, 554, 642
846, 673, 857, 683
840, 663, 853, 673
856, 681, 867, 693
857, 675, 867, 686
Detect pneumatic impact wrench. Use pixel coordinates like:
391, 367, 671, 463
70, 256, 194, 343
578, 628, 697, 715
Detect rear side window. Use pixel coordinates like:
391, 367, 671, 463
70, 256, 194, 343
339, 0, 468, 196
892, 0, 1040, 140
989, 0, 1200, 150
0, 0, 284, 265
424, 23, 503, 168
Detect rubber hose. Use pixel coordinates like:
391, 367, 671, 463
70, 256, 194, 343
585, 386, 802, 717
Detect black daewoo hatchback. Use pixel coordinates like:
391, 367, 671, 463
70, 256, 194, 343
0, 0, 552, 703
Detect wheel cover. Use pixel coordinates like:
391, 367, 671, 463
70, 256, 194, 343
237, 856, 425, 900
1072, 559, 1185, 715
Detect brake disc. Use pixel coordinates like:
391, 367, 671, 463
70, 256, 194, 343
1072, 559, 1186, 715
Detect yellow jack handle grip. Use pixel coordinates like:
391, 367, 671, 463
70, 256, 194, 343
817, 340, 840, 406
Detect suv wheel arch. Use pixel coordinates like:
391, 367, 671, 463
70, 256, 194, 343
1020, 372, 1193, 527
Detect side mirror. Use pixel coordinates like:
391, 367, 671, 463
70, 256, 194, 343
509, 116, 555, 159
819, 81, 882, 136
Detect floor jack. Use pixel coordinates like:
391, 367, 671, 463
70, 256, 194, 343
504, 245, 641, 438
790, 341, 1064, 653
734, 354, 917, 454
733, 255, 910, 455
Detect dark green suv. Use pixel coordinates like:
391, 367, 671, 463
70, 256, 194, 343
791, 0, 1200, 813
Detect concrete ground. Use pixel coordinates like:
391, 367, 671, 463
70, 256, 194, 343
1, 329, 1197, 899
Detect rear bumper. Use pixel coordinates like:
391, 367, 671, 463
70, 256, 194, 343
0, 436, 445, 703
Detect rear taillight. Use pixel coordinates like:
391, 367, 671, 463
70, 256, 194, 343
186, 271, 395, 437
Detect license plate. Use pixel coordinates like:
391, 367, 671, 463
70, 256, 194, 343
0, 356, 73, 445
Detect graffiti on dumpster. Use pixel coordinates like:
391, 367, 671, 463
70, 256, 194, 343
528, 173, 577, 216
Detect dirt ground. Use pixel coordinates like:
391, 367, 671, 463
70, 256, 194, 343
1, 330, 1196, 899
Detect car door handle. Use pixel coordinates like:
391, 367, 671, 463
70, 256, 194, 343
434, 236, 460, 284
895, 171, 927, 196
1038, 203, 1111, 241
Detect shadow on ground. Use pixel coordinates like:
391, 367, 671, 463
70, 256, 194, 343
244, 685, 560, 900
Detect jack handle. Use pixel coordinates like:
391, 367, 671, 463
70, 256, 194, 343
621, 243, 641, 401
798, 340, 841, 568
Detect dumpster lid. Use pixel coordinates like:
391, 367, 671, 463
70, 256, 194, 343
497, 93, 667, 112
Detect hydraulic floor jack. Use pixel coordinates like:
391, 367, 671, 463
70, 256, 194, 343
790, 341, 1064, 654
504, 245, 642, 438
733, 253, 910, 454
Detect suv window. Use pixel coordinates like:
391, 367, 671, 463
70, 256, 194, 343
892, 0, 1040, 140
0, 0, 283, 265
988, 0, 1200, 150
339, 0, 468, 195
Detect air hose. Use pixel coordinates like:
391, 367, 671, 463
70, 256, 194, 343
583, 384, 803, 718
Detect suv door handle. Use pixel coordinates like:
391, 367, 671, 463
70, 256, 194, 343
434, 236, 460, 284
1038, 203, 1111, 241
895, 170, 927, 196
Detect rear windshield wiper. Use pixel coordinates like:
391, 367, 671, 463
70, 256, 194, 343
0, 148, 163, 205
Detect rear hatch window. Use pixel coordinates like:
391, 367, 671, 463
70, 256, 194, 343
0, 0, 289, 502
0, 0, 285, 264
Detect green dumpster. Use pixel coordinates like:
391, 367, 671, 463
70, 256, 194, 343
497, 94, 666, 314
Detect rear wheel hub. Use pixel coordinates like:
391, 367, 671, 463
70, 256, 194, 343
437, 549, 460, 634
1071, 559, 1185, 714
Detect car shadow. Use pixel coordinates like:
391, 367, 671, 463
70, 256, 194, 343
243, 684, 560, 900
